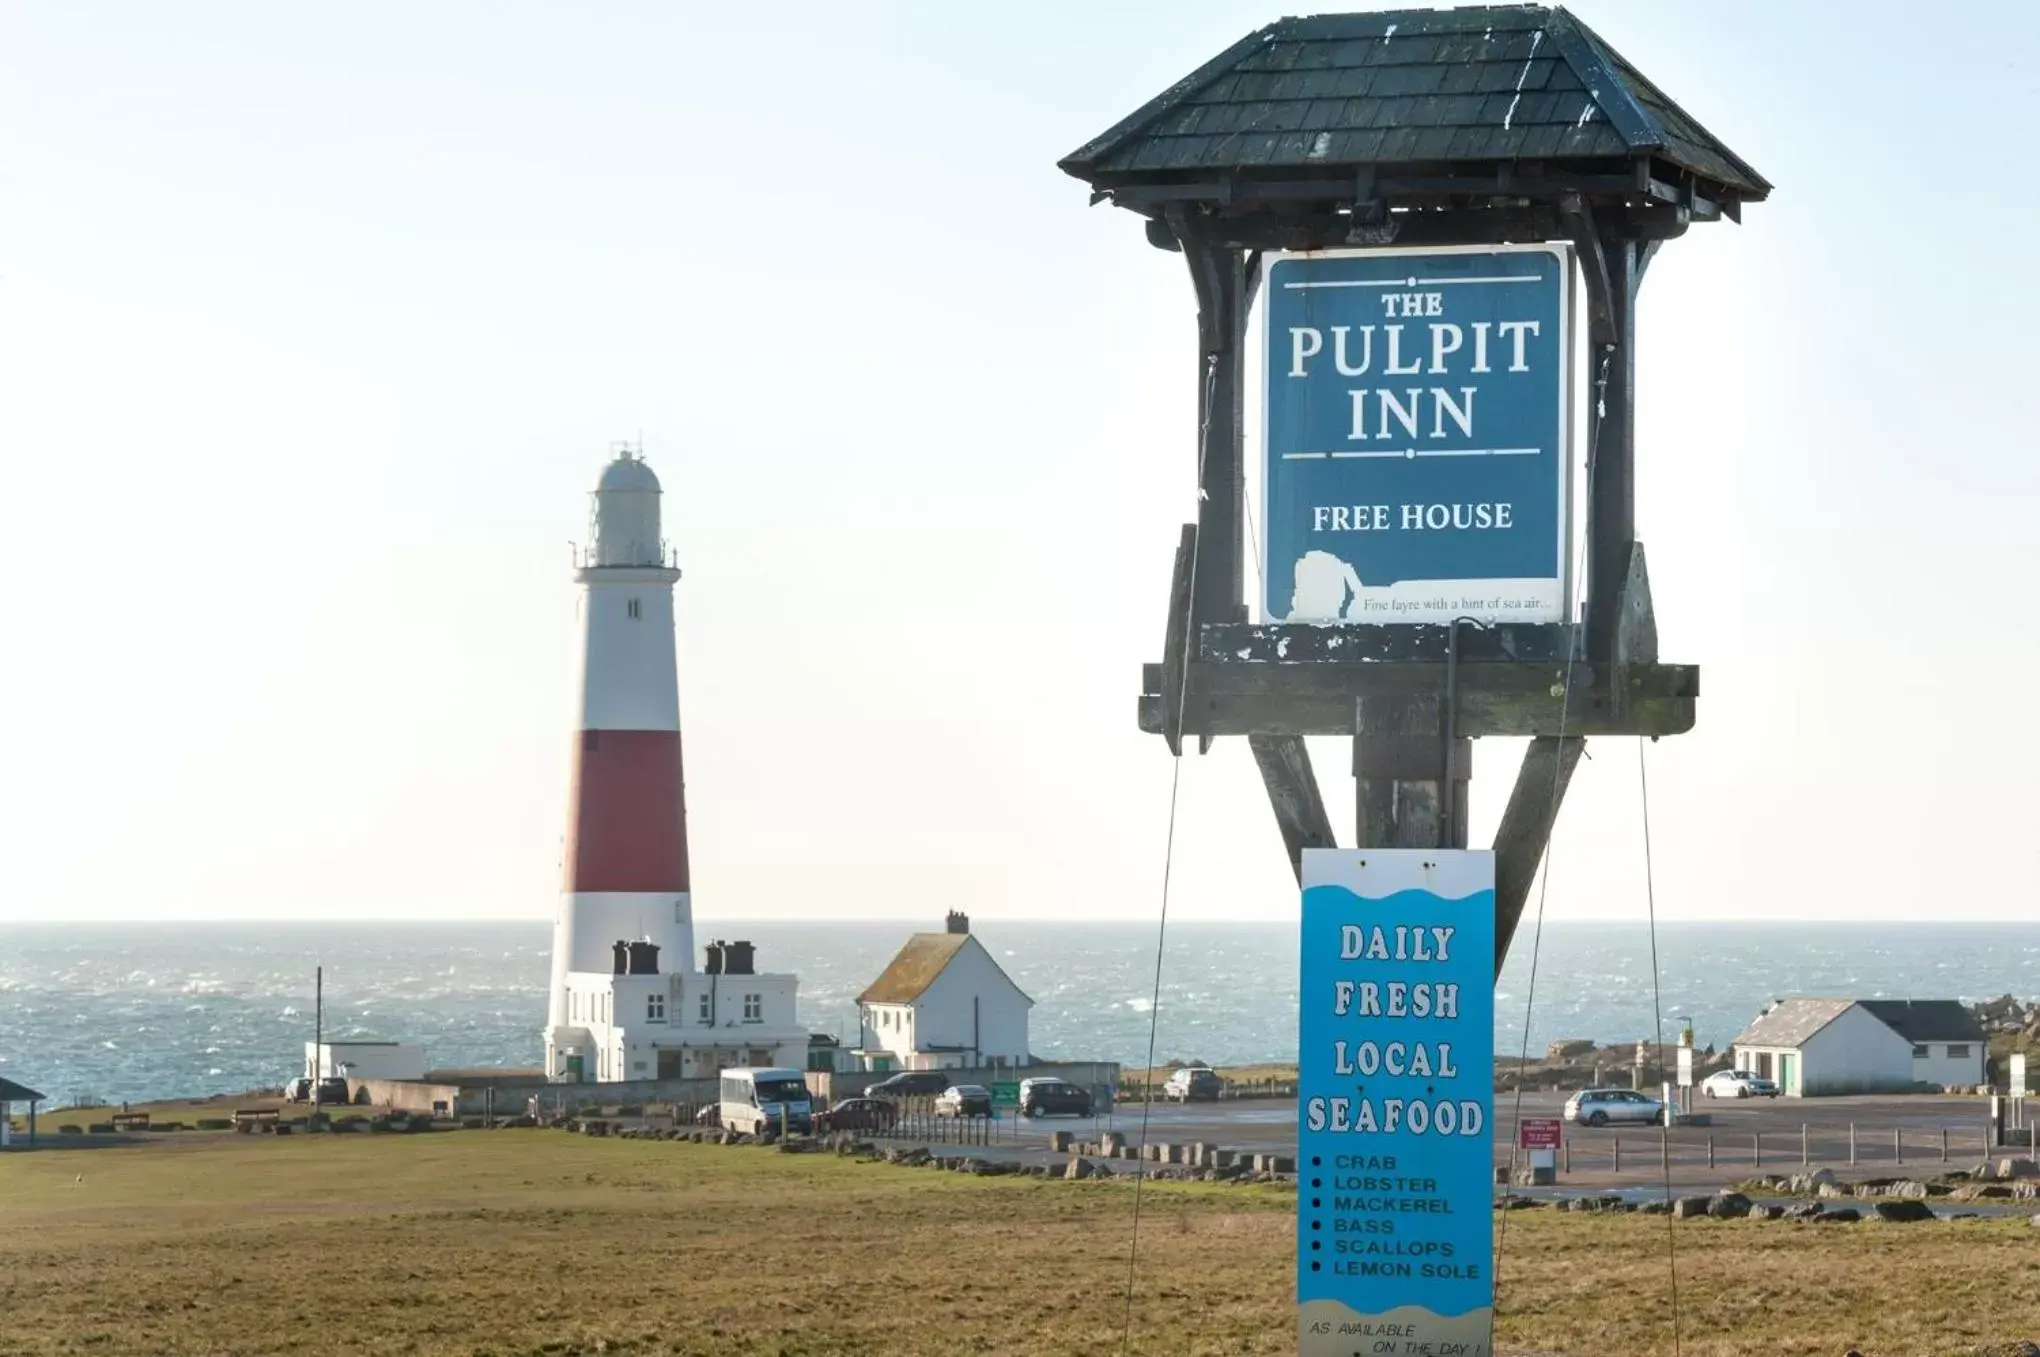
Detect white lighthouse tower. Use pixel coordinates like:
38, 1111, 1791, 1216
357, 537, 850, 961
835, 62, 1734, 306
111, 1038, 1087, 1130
544, 447, 806, 1084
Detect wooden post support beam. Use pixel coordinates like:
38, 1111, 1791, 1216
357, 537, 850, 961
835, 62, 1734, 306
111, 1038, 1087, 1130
1157, 523, 1197, 757
1492, 735, 1586, 977
1176, 226, 1247, 637
1248, 734, 1337, 883
1353, 695, 1470, 850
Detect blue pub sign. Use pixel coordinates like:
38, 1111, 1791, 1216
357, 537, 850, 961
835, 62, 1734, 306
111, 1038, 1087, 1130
1298, 849, 1495, 1357
1263, 246, 1572, 625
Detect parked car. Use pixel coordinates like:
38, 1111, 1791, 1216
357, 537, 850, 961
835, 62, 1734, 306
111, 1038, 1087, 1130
1700, 1069, 1780, 1099
1563, 1088, 1667, 1127
866, 1071, 951, 1100
1018, 1078, 1092, 1118
1162, 1067, 1222, 1103
282, 1077, 313, 1103
816, 1098, 897, 1132
934, 1084, 993, 1118
311, 1076, 351, 1106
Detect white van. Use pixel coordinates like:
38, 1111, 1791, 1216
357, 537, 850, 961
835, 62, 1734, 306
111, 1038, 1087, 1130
718, 1067, 814, 1135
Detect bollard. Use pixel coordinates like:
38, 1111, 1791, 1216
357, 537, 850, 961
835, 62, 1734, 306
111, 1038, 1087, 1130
1941, 1127, 1948, 1163
1563, 1138, 1571, 1174
1707, 1135, 1715, 1169
1894, 1127, 1902, 1164
1660, 1129, 1668, 1172
1802, 1123, 1809, 1167
1613, 1137, 1621, 1173
1753, 1133, 1761, 1169
1849, 1123, 1857, 1166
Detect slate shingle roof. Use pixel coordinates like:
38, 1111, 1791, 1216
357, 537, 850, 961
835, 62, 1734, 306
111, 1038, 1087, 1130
1731, 998, 1987, 1050
1730, 998, 1856, 1050
1061, 6, 1767, 200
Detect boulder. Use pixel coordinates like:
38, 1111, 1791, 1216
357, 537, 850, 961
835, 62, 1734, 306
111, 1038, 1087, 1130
2028, 1213, 2040, 1229
1048, 1131, 1074, 1154
1783, 1203, 1823, 1221
1758, 1205, 1786, 1220
1997, 1158, 2039, 1180
1813, 1208, 1861, 1223
1065, 1156, 1098, 1181
1886, 1180, 1933, 1201
1788, 1168, 1837, 1194
1817, 1181, 1854, 1200
1547, 1039, 1597, 1060
1707, 1193, 1754, 1219
1671, 1196, 1713, 1220
1873, 1200, 1934, 1223
1267, 1155, 1297, 1175
1639, 1201, 1671, 1215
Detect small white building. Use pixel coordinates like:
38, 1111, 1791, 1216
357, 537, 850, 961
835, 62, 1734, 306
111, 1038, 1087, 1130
552, 938, 808, 1082
1730, 998, 1987, 1097
855, 912, 1033, 1072
305, 1041, 426, 1082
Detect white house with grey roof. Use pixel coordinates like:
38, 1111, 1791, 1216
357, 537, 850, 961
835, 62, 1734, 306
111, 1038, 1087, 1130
1730, 998, 1986, 1097
854, 912, 1033, 1072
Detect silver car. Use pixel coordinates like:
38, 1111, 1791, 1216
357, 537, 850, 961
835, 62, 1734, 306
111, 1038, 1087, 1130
1563, 1088, 1666, 1127
1700, 1069, 1780, 1099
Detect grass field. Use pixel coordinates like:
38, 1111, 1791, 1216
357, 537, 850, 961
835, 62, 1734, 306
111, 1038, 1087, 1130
3, 1132, 2039, 1356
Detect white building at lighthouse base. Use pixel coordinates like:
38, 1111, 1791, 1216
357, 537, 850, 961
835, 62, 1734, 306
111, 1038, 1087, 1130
547, 938, 806, 1083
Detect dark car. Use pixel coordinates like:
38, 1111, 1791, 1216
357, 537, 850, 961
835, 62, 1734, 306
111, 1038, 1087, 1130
1162, 1067, 1222, 1103
311, 1076, 351, 1106
1018, 1078, 1092, 1118
935, 1085, 993, 1118
866, 1071, 951, 1100
816, 1098, 898, 1133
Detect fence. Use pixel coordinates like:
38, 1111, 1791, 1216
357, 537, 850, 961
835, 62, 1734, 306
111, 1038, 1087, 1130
1534, 1121, 2019, 1178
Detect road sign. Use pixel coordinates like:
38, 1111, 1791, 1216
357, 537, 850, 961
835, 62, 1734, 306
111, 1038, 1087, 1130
1263, 245, 1572, 625
1676, 1045, 1694, 1088
1298, 849, 1494, 1357
989, 1081, 1019, 1107
1518, 1118, 1561, 1151
2011, 1054, 2027, 1099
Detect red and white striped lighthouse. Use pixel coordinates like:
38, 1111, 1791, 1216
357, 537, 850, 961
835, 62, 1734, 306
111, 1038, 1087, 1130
545, 448, 692, 1081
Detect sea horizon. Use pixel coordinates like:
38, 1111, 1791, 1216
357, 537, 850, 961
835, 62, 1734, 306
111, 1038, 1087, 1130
5, 919, 2035, 1106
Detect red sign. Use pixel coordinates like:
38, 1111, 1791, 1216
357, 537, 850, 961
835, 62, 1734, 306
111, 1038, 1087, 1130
1518, 1117, 1562, 1150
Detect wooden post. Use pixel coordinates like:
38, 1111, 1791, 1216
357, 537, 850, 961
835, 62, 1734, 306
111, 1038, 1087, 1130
1354, 695, 1470, 850
1849, 1123, 1857, 1165
1178, 233, 1247, 640
1941, 1127, 1948, 1163
1612, 1137, 1620, 1173
1894, 1128, 1902, 1164
1584, 231, 1640, 664
1753, 1133, 1761, 1169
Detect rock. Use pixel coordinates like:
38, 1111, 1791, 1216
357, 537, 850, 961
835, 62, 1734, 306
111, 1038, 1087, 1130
1817, 1181, 1854, 1200
1048, 1131, 1074, 1154
1708, 1193, 1754, 1219
1886, 1180, 1933, 1200
1813, 1208, 1861, 1223
1873, 1200, 1934, 1223
1639, 1201, 1671, 1215
1065, 1156, 1097, 1181
1671, 1196, 1713, 1220
1099, 1131, 1125, 1155
1547, 1039, 1597, 1060
1758, 1205, 1786, 1220
1268, 1155, 1296, 1175
1497, 1195, 1542, 1210
1783, 1203, 1822, 1221
1998, 1158, 2039, 1180
2028, 1213, 2040, 1229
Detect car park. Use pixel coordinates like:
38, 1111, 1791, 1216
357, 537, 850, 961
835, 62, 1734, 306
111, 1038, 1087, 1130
1563, 1088, 1667, 1127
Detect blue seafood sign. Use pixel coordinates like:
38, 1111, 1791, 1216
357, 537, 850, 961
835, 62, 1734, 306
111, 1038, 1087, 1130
1298, 849, 1495, 1357
1263, 247, 1571, 625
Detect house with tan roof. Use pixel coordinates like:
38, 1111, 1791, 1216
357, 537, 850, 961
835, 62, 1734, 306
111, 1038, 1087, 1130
854, 912, 1033, 1072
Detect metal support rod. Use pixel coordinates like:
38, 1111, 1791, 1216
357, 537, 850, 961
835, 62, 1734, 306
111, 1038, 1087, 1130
1753, 1133, 1761, 1169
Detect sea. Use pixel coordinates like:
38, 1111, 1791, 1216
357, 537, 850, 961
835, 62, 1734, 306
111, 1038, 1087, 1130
3, 920, 2036, 1107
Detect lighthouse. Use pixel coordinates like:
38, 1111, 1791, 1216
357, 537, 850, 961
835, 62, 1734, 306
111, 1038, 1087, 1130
544, 447, 805, 1085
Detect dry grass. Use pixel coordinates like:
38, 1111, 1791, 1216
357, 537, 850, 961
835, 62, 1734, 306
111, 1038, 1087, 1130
1, 1133, 2037, 1356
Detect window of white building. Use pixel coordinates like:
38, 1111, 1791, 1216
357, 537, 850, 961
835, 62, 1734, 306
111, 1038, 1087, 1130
647, 993, 665, 1022
699, 992, 712, 1022
743, 993, 762, 1022
1948, 1044, 1972, 1059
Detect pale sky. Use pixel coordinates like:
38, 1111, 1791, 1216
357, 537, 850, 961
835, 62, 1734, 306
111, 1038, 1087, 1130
1, 1, 2033, 926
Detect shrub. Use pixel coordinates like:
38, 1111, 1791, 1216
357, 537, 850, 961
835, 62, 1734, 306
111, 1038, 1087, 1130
57, 1124, 82, 1135
196, 1118, 232, 1131
87, 1123, 115, 1134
